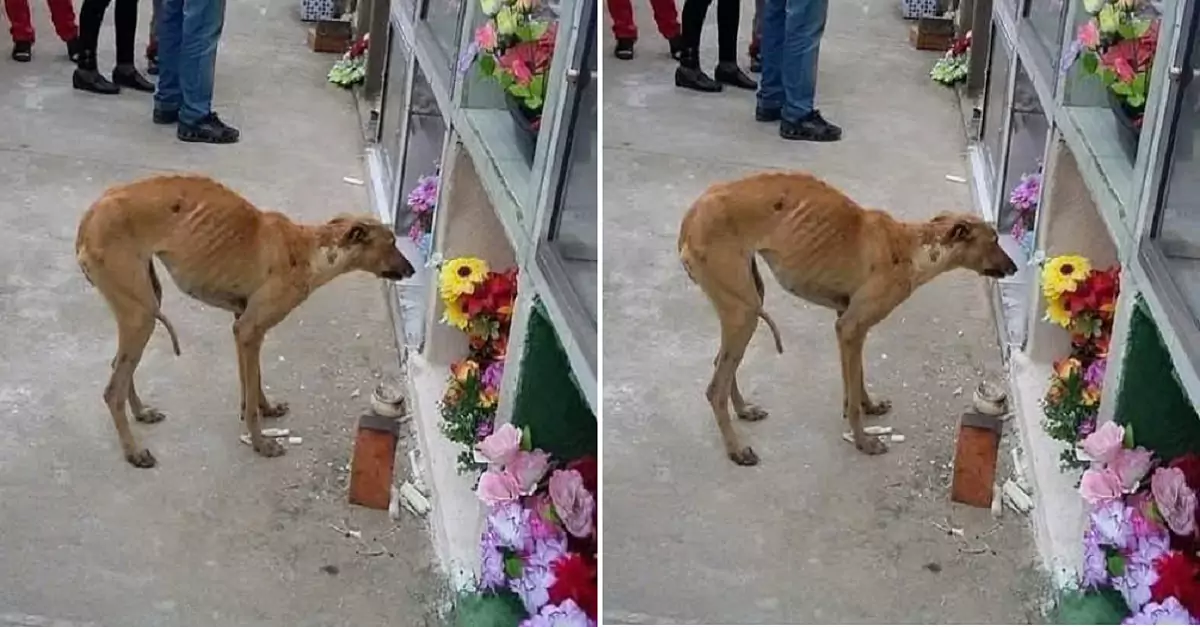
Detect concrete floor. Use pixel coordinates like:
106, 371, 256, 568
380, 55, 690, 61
601, 1, 1052, 624
0, 2, 444, 625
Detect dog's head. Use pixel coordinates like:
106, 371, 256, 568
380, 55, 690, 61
930, 212, 1018, 279
328, 214, 415, 281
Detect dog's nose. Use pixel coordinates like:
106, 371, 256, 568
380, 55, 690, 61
1004, 256, 1019, 276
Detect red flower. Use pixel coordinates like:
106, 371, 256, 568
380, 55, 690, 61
1171, 455, 1200, 492
1152, 551, 1200, 616
568, 455, 597, 495
549, 552, 597, 619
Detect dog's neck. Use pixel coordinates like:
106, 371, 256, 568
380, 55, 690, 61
907, 223, 958, 286
306, 226, 358, 288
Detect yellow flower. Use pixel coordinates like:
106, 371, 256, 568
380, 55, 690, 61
439, 257, 489, 302
451, 359, 480, 383
1053, 357, 1082, 380
1041, 255, 1092, 299
1044, 295, 1073, 329
1082, 385, 1101, 407
441, 295, 471, 331
479, 388, 498, 409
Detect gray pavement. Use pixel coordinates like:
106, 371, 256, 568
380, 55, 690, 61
0, 2, 443, 625
601, 1, 1051, 623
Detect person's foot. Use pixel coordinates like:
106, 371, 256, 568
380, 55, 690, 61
675, 65, 722, 92
66, 38, 80, 62
755, 105, 781, 122
73, 67, 120, 94
780, 110, 842, 142
749, 51, 762, 73
668, 35, 684, 60
178, 112, 240, 144
11, 41, 32, 63
152, 106, 179, 124
714, 62, 756, 89
112, 64, 155, 92
614, 37, 635, 60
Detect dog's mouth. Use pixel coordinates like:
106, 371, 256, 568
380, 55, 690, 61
982, 268, 1007, 278
381, 269, 412, 281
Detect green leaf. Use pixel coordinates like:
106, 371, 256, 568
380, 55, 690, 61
503, 555, 523, 579
1052, 588, 1129, 624
1098, 5, 1120, 33
1123, 422, 1135, 448
477, 55, 495, 76
1128, 92, 1146, 108
529, 73, 545, 100
1081, 52, 1099, 75
1107, 553, 1126, 576
1110, 81, 1131, 96
1132, 71, 1148, 98
520, 426, 532, 451
1082, 0, 1105, 14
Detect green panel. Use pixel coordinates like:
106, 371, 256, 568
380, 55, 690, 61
1114, 297, 1200, 459
510, 299, 597, 461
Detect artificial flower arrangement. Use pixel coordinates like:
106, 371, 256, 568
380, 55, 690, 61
463, 0, 559, 123
1040, 254, 1121, 469
930, 31, 971, 87
1067, 418, 1200, 624
467, 424, 598, 626
1009, 166, 1042, 257
437, 257, 519, 472
406, 172, 438, 262
328, 33, 369, 88
1062, 0, 1161, 124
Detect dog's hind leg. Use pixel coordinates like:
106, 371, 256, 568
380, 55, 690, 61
103, 304, 158, 467
733, 257, 771, 423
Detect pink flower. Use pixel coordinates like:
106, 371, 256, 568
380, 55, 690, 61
1081, 421, 1126, 463
1081, 467, 1124, 505
1112, 447, 1155, 492
1152, 467, 1198, 537
477, 423, 522, 465
549, 469, 595, 538
1112, 57, 1136, 83
509, 58, 533, 86
477, 469, 521, 506
508, 449, 551, 494
1077, 21, 1100, 49
474, 22, 498, 52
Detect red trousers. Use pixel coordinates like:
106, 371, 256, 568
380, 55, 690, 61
607, 0, 680, 41
4, 0, 78, 43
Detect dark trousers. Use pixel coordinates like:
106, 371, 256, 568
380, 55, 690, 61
680, 0, 738, 62
77, 0, 137, 64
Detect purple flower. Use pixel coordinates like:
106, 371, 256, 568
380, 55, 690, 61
480, 529, 507, 589
1085, 358, 1108, 388
487, 501, 532, 550
510, 561, 555, 615
526, 533, 567, 571
1115, 558, 1159, 612
1083, 526, 1110, 588
1091, 499, 1135, 550
520, 599, 594, 627
458, 41, 479, 76
482, 361, 504, 391
407, 174, 439, 213
1061, 38, 1083, 74
1125, 597, 1199, 624
475, 419, 494, 442
1130, 529, 1171, 567
1009, 172, 1042, 212
1079, 417, 1098, 439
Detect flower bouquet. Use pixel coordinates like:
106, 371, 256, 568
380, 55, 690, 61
930, 31, 971, 87
406, 173, 438, 262
1009, 167, 1041, 257
328, 33, 369, 88
471, 424, 598, 626
1073, 419, 1200, 624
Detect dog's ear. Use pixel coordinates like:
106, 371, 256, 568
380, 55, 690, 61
341, 222, 370, 245
945, 220, 972, 242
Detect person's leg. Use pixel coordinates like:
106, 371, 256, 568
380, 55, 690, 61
110, 0, 154, 89
146, 0, 160, 73
153, 0, 182, 119
45, 0, 79, 50
712, 0, 754, 88
607, 0, 637, 59
6, 0, 35, 61
178, 0, 238, 143
748, 0, 762, 71
73, 0, 120, 93
675, 0, 720, 92
646, 0, 683, 58
779, 0, 839, 141
755, 0, 784, 118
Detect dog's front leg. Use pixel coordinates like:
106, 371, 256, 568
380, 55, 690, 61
234, 306, 289, 458
837, 286, 901, 456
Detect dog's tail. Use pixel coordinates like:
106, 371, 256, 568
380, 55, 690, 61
147, 261, 182, 357
750, 258, 783, 354
155, 311, 182, 356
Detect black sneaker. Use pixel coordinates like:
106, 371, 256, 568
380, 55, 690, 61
675, 65, 722, 93
178, 112, 240, 144
614, 38, 635, 60
755, 106, 781, 122
152, 107, 178, 124
11, 41, 31, 62
112, 65, 155, 92
714, 62, 756, 90
780, 110, 842, 142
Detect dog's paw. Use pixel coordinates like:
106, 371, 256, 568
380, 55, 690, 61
736, 404, 769, 422
855, 436, 889, 456
253, 437, 286, 458
135, 407, 166, 423
125, 448, 157, 468
261, 401, 289, 419
729, 447, 760, 466
863, 398, 892, 416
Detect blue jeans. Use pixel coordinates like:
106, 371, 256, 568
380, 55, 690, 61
756, 0, 828, 123
153, 0, 226, 125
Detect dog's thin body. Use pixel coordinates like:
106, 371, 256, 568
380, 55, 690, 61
679, 171, 1017, 465
76, 174, 414, 468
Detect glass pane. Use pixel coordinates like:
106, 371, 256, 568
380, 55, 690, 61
548, 4, 597, 323
1154, 22, 1200, 323
394, 61, 447, 265
424, 0, 463, 63
983, 24, 1013, 193
1028, 0, 1065, 60
999, 59, 1048, 254
379, 24, 411, 186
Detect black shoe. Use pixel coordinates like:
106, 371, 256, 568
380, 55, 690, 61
675, 65, 722, 92
178, 112, 240, 144
749, 51, 762, 73
755, 106, 781, 122
73, 68, 120, 94
146, 55, 158, 75
153, 107, 178, 124
614, 37, 635, 60
780, 110, 842, 142
112, 65, 155, 92
66, 38, 80, 62
714, 62, 756, 90
668, 35, 684, 60
11, 41, 31, 62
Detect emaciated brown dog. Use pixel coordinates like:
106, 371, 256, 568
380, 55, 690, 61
678, 171, 1017, 466
76, 174, 415, 468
